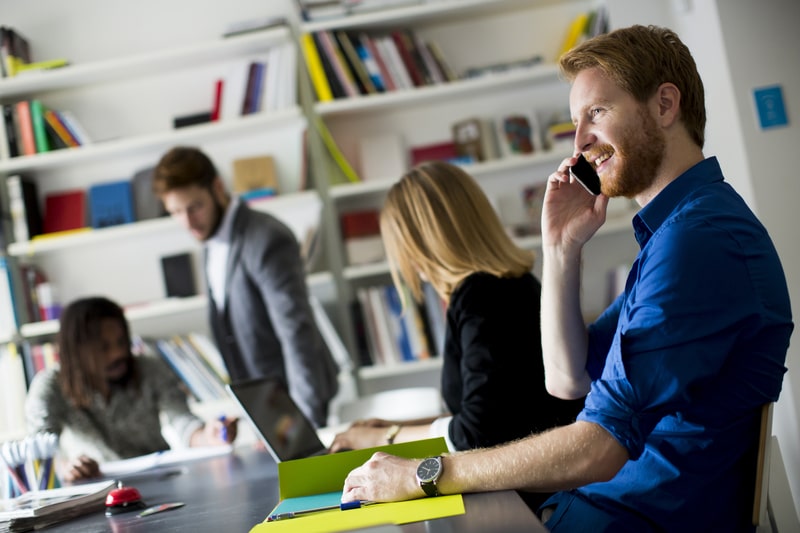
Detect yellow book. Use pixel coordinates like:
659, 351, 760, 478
313, 116, 360, 183
300, 33, 333, 102
558, 12, 590, 58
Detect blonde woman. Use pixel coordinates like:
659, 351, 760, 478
331, 161, 583, 458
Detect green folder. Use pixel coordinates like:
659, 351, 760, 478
251, 437, 464, 532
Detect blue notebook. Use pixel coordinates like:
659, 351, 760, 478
88, 180, 135, 228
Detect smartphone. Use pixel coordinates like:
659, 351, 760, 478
569, 154, 601, 196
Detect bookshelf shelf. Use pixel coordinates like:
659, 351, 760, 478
357, 356, 443, 380
341, 211, 636, 283
0, 27, 291, 101
17, 271, 334, 340
7, 188, 319, 256
0, 108, 305, 174
329, 147, 573, 200
299, 0, 537, 33
314, 64, 560, 118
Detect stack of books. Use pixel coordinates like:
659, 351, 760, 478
300, 27, 457, 102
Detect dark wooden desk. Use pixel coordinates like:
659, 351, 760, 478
44, 447, 547, 532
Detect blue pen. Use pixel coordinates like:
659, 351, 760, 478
267, 500, 371, 521
218, 415, 228, 443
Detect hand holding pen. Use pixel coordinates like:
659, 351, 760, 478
215, 415, 239, 444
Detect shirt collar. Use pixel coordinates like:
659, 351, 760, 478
207, 196, 241, 245
632, 156, 724, 248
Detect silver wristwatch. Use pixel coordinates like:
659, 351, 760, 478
416, 456, 443, 497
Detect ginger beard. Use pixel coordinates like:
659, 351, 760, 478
593, 104, 666, 199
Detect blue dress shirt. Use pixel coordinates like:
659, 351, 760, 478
544, 157, 793, 533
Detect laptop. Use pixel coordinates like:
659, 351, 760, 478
227, 378, 328, 463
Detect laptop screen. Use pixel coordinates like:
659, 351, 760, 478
226, 378, 327, 462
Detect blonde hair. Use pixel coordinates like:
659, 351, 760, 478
380, 161, 534, 305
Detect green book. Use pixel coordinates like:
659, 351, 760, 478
29, 99, 51, 153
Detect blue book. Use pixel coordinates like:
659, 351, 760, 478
383, 285, 415, 362
88, 180, 135, 228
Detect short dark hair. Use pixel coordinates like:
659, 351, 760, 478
560, 24, 706, 148
152, 146, 218, 196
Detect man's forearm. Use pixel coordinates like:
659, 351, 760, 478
540, 244, 592, 399
440, 421, 628, 495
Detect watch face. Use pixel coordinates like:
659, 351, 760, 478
417, 457, 441, 482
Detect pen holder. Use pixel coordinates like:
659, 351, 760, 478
0, 433, 62, 498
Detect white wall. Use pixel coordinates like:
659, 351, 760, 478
608, 0, 800, 519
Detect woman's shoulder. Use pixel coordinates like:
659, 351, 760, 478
451, 271, 540, 309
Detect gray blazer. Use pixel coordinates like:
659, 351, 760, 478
207, 203, 338, 427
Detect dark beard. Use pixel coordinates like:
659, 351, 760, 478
599, 106, 665, 199
107, 354, 134, 388
205, 196, 227, 240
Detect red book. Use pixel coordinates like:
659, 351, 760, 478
211, 79, 223, 121
390, 30, 425, 87
43, 189, 87, 234
409, 141, 458, 166
15, 101, 37, 156
340, 210, 380, 239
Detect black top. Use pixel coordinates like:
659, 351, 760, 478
442, 272, 585, 450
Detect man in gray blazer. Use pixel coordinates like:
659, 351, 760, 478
153, 146, 338, 427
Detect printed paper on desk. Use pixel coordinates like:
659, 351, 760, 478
100, 446, 233, 477
250, 438, 465, 532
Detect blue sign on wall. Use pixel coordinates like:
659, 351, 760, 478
753, 85, 789, 130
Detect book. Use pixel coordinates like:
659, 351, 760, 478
18, 263, 47, 323
376, 35, 413, 90
42, 110, 79, 147
13, 58, 69, 75
299, 33, 333, 102
412, 32, 444, 84
409, 140, 459, 166
219, 59, 252, 121
160, 252, 197, 298
427, 40, 457, 82
362, 33, 396, 91
172, 111, 213, 128
0, 26, 31, 78
0, 257, 20, 341
340, 210, 384, 265
311, 32, 346, 99
334, 30, 375, 95
558, 11, 591, 57
316, 30, 359, 98
271, 41, 298, 110
0, 479, 116, 532
14, 101, 36, 156
43, 189, 86, 234
452, 117, 497, 163
498, 114, 534, 155
130, 166, 166, 221
55, 110, 92, 144
232, 155, 279, 194
88, 180, 135, 228
354, 33, 386, 92
2, 104, 20, 157
7, 174, 43, 243
242, 61, 266, 114
210, 79, 223, 121
0, 103, 9, 160
0, 344, 27, 438
185, 332, 230, 385
390, 30, 425, 87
